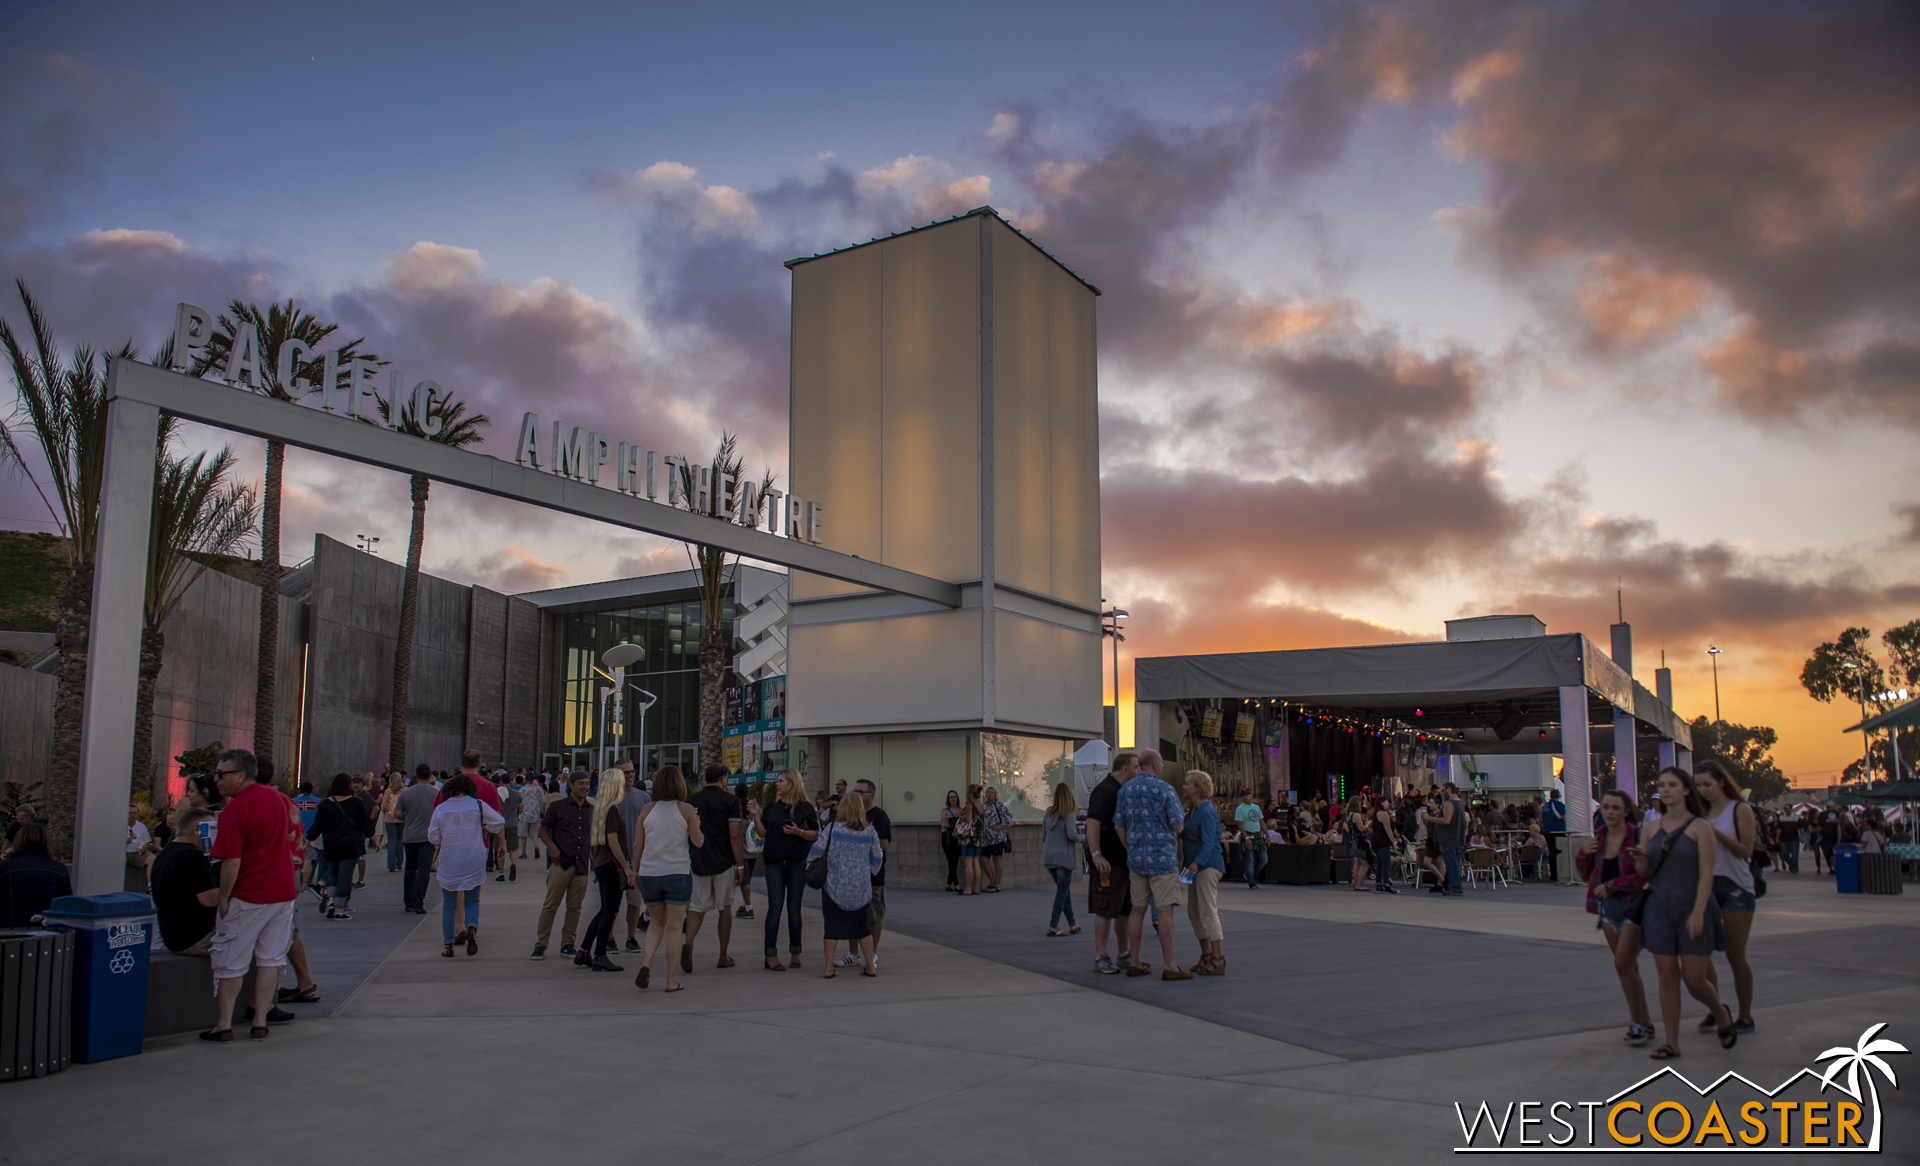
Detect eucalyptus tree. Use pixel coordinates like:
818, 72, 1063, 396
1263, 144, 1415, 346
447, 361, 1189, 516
197, 302, 375, 771
671, 433, 777, 765
378, 388, 489, 772
134, 421, 260, 792
0, 280, 124, 842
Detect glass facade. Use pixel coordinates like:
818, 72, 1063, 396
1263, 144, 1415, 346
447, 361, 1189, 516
558, 593, 736, 772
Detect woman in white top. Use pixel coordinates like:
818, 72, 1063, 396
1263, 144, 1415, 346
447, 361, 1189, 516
630, 765, 705, 992
1692, 760, 1756, 1034
428, 774, 504, 958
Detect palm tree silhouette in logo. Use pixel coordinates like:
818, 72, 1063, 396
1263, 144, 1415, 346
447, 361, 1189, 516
1815, 1023, 1907, 1149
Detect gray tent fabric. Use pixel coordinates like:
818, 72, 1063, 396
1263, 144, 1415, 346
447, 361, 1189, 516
1135, 634, 1589, 707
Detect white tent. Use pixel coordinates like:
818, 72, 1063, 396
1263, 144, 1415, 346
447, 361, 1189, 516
1072, 739, 1111, 803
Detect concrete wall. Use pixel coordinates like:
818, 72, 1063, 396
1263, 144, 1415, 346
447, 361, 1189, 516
885, 822, 1062, 890
148, 566, 262, 797
459, 588, 544, 770
303, 534, 471, 778
0, 662, 54, 795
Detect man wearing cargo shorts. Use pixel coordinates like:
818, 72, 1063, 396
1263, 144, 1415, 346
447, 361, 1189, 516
1114, 749, 1191, 981
205, 749, 298, 1041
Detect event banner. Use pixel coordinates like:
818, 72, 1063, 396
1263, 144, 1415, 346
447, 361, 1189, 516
723, 676, 787, 780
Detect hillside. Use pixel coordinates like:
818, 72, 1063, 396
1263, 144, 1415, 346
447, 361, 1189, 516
0, 528, 265, 662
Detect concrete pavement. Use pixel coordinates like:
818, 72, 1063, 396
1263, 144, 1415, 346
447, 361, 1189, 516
6, 863, 1915, 1164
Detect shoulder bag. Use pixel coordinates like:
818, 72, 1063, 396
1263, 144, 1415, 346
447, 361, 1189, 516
1622, 815, 1692, 927
806, 823, 835, 890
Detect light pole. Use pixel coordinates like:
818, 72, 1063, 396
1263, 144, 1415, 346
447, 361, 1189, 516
355, 534, 381, 555
1102, 606, 1128, 747
597, 643, 651, 776
1876, 687, 1908, 782
1706, 645, 1722, 753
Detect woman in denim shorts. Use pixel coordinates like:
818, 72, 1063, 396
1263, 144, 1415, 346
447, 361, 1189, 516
1577, 790, 1652, 1044
631, 765, 704, 992
1695, 761, 1758, 1034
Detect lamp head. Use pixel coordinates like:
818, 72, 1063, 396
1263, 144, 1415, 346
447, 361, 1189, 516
602, 643, 646, 669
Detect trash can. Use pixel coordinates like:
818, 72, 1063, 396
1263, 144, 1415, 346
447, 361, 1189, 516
37, 893, 156, 1064
0, 929, 74, 1079
1833, 843, 1861, 894
1859, 852, 1903, 895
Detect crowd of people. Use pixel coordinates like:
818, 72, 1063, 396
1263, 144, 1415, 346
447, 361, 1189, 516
1, 741, 1911, 1056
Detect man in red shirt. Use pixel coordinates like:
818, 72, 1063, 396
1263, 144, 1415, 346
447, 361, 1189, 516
206, 749, 298, 1042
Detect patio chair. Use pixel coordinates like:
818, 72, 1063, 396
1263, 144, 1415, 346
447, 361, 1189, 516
1466, 846, 1506, 889
1515, 844, 1544, 880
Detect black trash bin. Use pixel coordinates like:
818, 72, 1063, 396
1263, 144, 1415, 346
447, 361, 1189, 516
0, 929, 74, 1079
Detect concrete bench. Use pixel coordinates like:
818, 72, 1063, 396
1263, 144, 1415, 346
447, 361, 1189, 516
144, 950, 254, 1038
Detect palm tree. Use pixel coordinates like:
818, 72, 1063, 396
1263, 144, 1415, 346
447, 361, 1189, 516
378, 388, 489, 771
197, 302, 374, 773
0, 280, 124, 845
671, 434, 777, 765
1814, 1022, 1907, 1150
134, 420, 260, 792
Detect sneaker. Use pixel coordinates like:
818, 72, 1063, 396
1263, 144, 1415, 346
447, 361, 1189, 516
1094, 954, 1119, 974
624, 937, 641, 952
1376, 884, 1398, 894
737, 905, 754, 918
835, 952, 859, 967
530, 947, 546, 961
870, 955, 879, 968
1626, 1023, 1651, 1045
1427, 884, 1445, 894
560, 944, 577, 956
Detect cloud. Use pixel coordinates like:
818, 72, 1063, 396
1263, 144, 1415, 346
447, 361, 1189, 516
1430, 1, 1920, 426
437, 546, 572, 594
1894, 502, 1920, 543
0, 50, 182, 243
1493, 509, 1920, 647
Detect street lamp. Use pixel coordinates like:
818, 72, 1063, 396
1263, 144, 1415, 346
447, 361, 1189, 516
1102, 606, 1128, 748
597, 643, 653, 776
1706, 646, 1722, 753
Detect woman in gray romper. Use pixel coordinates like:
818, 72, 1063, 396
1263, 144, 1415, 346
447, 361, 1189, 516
1636, 766, 1735, 1059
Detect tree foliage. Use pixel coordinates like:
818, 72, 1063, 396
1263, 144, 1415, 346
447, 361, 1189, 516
1688, 715, 1788, 803
1800, 620, 1918, 783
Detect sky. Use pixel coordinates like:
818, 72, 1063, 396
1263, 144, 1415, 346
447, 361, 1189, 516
3, 0, 1916, 782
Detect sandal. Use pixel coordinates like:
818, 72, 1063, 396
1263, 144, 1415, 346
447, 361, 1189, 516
716, 956, 735, 968
765, 958, 787, 971
664, 983, 685, 992
442, 944, 455, 958
860, 969, 877, 977
199, 1028, 233, 1043
278, 985, 321, 1004
822, 971, 837, 979
1068, 925, 1081, 934
1716, 1006, 1738, 1050
1047, 929, 1066, 937
788, 956, 803, 969
466, 929, 480, 957
249, 1026, 270, 1041
635, 966, 650, 990
1649, 1044, 1681, 1060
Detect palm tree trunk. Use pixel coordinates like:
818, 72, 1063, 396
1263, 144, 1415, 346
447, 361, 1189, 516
388, 475, 429, 772
132, 626, 165, 795
47, 559, 92, 852
699, 618, 727, 766
252, 439, 283, 773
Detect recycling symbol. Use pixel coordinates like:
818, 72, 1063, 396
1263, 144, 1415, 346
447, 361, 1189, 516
108, 949, 135, 975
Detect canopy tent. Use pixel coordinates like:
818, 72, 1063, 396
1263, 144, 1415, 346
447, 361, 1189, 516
1135, 633, 1691, 757
1860, 778, 1920, 804
1135, 631, 1696, 835
1847, 695, 1920, 735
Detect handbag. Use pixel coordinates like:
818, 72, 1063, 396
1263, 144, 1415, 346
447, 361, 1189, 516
806, 823, 835, 890
1622, 816, 1690, 927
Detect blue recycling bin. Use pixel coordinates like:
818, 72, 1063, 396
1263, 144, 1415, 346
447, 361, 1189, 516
1833, 843, 1861, 894
38, 892, 156, 1063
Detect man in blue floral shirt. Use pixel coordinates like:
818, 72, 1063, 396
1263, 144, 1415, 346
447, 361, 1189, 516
1112, 749, 1191, 980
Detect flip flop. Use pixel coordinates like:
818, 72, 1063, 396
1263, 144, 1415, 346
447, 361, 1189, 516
860, 969, 877, 977
664, 983, 685, 992
1649, 1045, 1681, 1060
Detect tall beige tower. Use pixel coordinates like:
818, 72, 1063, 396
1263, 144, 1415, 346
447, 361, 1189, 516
784, 207, 1102, 801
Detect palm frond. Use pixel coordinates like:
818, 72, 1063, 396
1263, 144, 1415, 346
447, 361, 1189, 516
145, 443, 260, 628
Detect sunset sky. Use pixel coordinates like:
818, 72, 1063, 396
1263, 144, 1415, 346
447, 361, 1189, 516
4, 1, 1915, 782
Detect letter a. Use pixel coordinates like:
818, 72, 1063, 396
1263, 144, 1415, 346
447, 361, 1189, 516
515, 413, 542, 468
